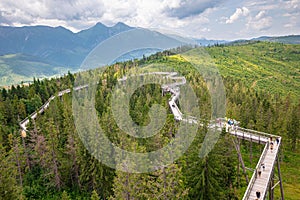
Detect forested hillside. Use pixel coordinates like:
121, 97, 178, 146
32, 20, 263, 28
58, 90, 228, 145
207, 41, 300, 99
0, 42, 299, 199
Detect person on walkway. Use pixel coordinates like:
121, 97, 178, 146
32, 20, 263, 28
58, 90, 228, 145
258, 168, 262, 177
227, 118, 233, 132
261, 163, 265, 171
256, 191, 261, 199
276, 137, 280, 145
270, 142, 274, 152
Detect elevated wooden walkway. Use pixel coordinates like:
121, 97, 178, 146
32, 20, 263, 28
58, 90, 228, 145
19, 72, 284, 199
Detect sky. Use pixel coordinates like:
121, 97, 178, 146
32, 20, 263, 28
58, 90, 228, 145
0, 0, 299, 40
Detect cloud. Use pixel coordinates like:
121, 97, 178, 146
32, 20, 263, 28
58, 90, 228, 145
0, 0, 298, 40
284, 0, 300, 14
246, 10, 272, 31
283, 13, 300, 30
245, 0, 279, 11
226, 7, 249, 24
254, 10, 266, 20
166, 0, 226, 19
0, 0, 105, 29
281, 0, 300, 31
200, 27, 210, 32
0, 0, 216, 34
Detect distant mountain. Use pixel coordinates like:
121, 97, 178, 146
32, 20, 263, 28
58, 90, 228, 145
0, 22, 134, 68
113, 48, 162, 63
0, 23, 136, 85
2, 21, 298, 86
251, 35, 300, 44
0, 53, 69, 86
77, 22, 133, 49
0, 23, 191, 85
196, 38, 228, 46
79, 28, 189, 69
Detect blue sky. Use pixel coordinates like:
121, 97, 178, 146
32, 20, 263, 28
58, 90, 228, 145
0, 0, 299, 40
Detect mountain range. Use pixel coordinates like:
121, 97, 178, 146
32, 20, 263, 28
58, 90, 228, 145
252, 35, 300, 44
0, 22, 133, 67
0, 22, 191, 85
0, 22, 299, 86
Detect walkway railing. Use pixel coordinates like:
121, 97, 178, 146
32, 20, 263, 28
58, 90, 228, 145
19, 85, 88, 131
242, 141, 270, 200
18, 73, 283, 200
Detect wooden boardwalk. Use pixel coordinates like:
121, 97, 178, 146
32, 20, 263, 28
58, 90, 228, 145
19, 85, 88, 131
213, 120, 283, 199
19, 74, 283, 199
243, 137, 282, 200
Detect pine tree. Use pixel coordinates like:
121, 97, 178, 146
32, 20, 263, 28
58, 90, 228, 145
0, 143, 23, 199
287, 102, 300, 151
110, 162, 151, 200
61, 190, 71, 200
43, 117, 63, 190
91, 189, 100, 200
151, 164, 188, 200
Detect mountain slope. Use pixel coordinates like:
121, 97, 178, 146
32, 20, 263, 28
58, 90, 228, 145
0, 26, 190, 85
205, 42, 300, 99
0, 23, 196, 86
0, 54, 69, 85
0, 23, 134, 68
0, 23, 135, 85
77, 22, 133, 49
252, 35, 300, 44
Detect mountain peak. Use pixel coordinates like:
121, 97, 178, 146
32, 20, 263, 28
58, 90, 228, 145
54, 25, 73, 33
113, 22, 130, 28
95, 22, 106, 28
81, 22, 108, 33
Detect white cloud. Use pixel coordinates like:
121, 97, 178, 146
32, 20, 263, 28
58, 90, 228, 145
200, 27, 210, 32
0, 0, 106, 31
166, 0, 225, 19
226, 7, 250, 24
0, 0, 225, 29
0, 0, 299, 40
245, 0, 279, 11
284, 0, 300, 12
283, 13, 300, 30
281, 0, 300, 32
246, 10, 272, 31
255, 10, 266, 20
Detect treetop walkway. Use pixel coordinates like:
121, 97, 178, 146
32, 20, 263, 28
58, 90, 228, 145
19, 72, 284, 199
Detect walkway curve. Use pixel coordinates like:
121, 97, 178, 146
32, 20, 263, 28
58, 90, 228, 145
19, 85, 88, 132
119, 72, 283, 200
19, 72, 283, 200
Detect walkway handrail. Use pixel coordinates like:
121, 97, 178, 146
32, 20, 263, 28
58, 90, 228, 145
219, 118, 278, 139
18, 73, 283, 200
19, 96, 54, 128
237, 127, 278, 140
19, 87, 73, 131
242, 141, 270, 200
261, 137, 282, 199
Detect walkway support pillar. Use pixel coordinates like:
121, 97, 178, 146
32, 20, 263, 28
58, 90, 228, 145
232, 138, 249, 184
269, 172, 274, 200
277, 156, 284, 200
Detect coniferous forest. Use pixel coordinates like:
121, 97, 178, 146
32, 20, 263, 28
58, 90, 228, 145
0, 42, 299, 199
